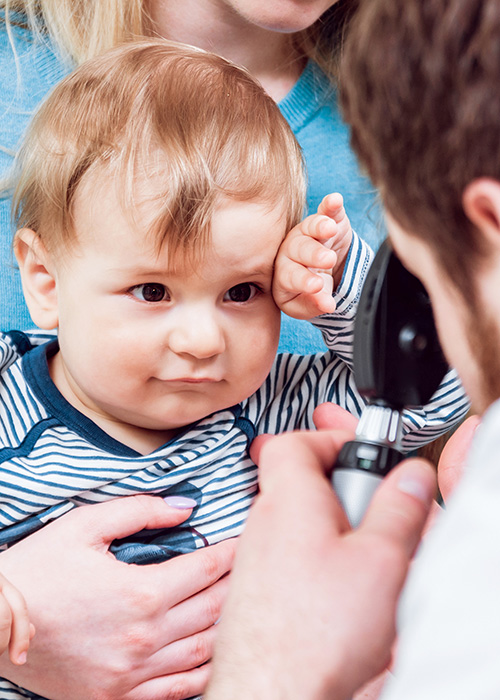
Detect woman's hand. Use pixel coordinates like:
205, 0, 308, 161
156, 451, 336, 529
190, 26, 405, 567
0, 495, 235, 700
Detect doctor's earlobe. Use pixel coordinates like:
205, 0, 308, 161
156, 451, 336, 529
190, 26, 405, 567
14, 228, 59, 330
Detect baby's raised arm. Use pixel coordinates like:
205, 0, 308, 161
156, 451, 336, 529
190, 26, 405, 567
273, 193, 353, 320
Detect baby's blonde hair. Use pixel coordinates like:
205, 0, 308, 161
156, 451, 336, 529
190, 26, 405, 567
11, 39, 306, 258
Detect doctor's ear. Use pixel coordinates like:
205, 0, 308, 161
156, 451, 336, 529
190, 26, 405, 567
462, 178, 500, 251
14, 228, 59, 330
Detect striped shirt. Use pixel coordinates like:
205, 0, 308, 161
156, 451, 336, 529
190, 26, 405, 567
0, 234, 469, 699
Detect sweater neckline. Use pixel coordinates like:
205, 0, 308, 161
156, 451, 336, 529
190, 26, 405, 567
278, 60, 335, 132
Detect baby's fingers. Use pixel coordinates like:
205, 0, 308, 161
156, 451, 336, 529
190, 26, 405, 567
280, 258, 325, 297
0, 579, 33, 664
299, 213, 338, 245
276, 259, 336, 318
317, 192, 346, 223
317, 193, 352, 243
0, 594, 13, 660
287, 229, 338, 270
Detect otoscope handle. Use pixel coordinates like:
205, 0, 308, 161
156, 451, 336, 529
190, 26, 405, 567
332, 441, 404, 528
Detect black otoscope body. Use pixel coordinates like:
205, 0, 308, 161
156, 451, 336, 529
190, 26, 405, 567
331, 240, 448, 527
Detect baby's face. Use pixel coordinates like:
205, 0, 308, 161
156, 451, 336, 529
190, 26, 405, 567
48, 178, 285, 453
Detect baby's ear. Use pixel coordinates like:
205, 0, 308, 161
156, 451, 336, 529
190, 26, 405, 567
14, 229, 59, 330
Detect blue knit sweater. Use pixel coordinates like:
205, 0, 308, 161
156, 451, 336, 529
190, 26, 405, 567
0, 20, 384, 351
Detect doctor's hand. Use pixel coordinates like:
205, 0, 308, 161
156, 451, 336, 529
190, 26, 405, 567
311, 404, 480, 700
206, 429, 436, 700
0, 496, 235, 700
314, 402, 480, 502
437, 413, 480, 500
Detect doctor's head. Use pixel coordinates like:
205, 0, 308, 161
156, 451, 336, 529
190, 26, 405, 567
341, 0, 500, 413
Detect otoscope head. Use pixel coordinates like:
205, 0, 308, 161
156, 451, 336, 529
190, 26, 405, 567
332, 240, 447, 527
354, 240, 447, 409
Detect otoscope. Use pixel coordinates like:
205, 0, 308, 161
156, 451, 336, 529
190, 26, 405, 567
331, 240, 448, 527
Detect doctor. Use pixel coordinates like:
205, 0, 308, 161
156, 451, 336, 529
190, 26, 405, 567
205, 0, 500, 698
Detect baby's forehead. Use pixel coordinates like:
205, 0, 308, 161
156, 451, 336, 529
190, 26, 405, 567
167, 199, 288, 273
73, 167, 289, 258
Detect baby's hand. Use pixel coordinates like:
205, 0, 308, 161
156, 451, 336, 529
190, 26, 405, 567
273, 193, 353, 319
0, 572, 35, 665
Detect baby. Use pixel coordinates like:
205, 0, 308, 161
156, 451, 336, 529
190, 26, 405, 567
0, 39, 468, 698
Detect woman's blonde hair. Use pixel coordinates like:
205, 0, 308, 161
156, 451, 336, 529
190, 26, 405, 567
0, 0, 358, 79
11, 39, 305, 258
1, 0, 145, 64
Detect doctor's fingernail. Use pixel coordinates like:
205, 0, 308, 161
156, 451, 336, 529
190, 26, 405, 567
397, 465, 435, 504
398, 478, 431, 503
163, 496, 198, 509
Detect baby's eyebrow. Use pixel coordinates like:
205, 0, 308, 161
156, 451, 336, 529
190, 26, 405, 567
106, 263, 169, 276
237, 262, 275, 278
248, 267, 273, 278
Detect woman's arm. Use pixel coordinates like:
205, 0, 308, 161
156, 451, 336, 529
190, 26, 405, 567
0, 495, 235, 700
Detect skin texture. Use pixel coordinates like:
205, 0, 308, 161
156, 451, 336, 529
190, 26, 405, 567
199, 0, 336, 32
0, 574, 34, 666
0, 0, 346, 693
311, 402, 478, 700
437, 414, 480, 498
16, 187, 352, 455
213, 414, 475, 700
274, 193, 352, 319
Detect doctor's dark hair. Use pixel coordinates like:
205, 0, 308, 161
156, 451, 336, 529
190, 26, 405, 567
11, 39, 305, 257
340, 0, 500, 304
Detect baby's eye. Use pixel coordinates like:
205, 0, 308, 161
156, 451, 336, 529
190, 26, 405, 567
224, 283, 261, 303
130, 283, 168, 303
